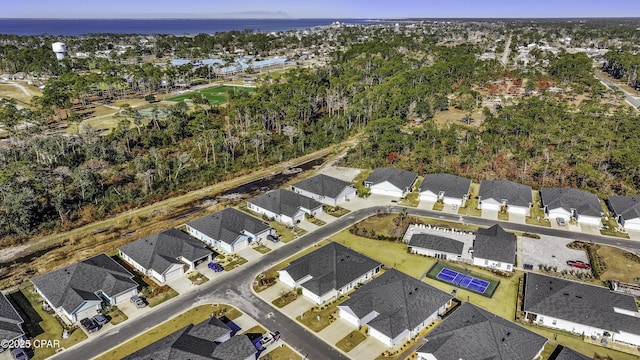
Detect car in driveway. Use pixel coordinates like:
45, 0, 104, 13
93, 314, 110, 326
208, 262, 224, 272
556, 217, 566, 226
80, 318, 101, 333
267, 234, 280, 243
10, 348, 29, 360
566, 260, 591, 269
130, 295, 147, 308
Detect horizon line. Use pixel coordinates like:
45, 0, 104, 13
2, 16, 640, 20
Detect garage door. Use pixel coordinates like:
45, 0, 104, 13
164, 267, 183, 281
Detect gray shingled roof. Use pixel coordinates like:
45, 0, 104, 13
119, 229, 212, 274
419, 174, 471, 199
248, 189, 322, 218
364, 167, 417, 191
124, 316, 255, 360
552, 346, 592, 360
473, 224, 516, 264
30, 254, 137, 315
541, 188, 603, 217
341, 269, 452, 339
523, 272, 640, 335
608, 196, 640, 222
282, 242, 382, 296
292, 174, 353, 198
408, 234, 464, 255
417, 302, 547, 360
187, 208, 270, 245
0, 292, 24, 342
478, 180, 532, 207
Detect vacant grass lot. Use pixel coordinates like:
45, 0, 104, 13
597, 245, 640, 283
166, 85, 255, 105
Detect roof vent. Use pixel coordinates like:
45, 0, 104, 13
575, 295, 582, 299
501, 337, 505, 342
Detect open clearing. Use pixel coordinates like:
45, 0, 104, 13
166, 85, 255, 105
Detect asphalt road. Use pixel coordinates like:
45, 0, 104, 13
53, 206, 640, 360
595, 72, 640, 108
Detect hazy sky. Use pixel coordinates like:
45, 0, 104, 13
3, 0, 640, 19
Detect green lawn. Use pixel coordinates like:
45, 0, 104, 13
259, 344, 302, 360
399, 192, 420, 207
459, 183, 482, 216
297, 296, 348, 332
106, 306, 128, 326
353, 170, 372, 197
432, 202, 445, 211
526, 192, 551, 227
147, 287, 179, 308
253, 244, 272, 254
186, 271, 209, 285
336, 329, 367, 352
166, 85, 255, 105
272, 290, 299, 308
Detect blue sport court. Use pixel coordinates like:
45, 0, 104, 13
436, 268, 490, 294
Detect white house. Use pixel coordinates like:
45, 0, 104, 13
364, 167, 418, 198
523, 272, 640, 347
541, 188, 603, 226
477, 180, 532, 216
607, 196, 640, 231
338, 269, 454, 348
471, 224, 516, 272
418, 174, 471, 207
247, 189, 323, 226
408, 233, 464, 261
291, 174, 356, 206
278, 242, 383, 304
186, 208, 272, 253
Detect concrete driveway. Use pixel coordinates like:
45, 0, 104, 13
579, 223, 602, 235
349, 336, 388, 359
317, 318, 356, 345
281, 296, 315, 320
519, 235, 590, 272
482, 209, 498, 220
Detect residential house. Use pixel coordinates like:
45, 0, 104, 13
278, 242, 383, 304
472, 224, 516, 271
291, 174, 356, 206
418, 174, 471, 207
523, 272, 640, 347
550, 346, 592, 360
31, 254, 138, 324
541, 188, 603, 226
364, 168, 418, 198
416, 302, 547, 360
408, 233, 464, 261
123, 316, 256, 360
186, 208, 272, 253
247, 189, 323, 226
477, 180, 532, 216
0, 292, 24, 347
338, 269, 454, 348
118, 229, 213, 285
607, 196, 640, 231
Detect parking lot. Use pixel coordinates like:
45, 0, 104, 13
519, 235, 591, 272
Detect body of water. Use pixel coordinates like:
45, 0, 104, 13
0, 18, 370, 36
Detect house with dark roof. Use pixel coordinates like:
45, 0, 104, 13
247, 189, 323, 226
123, 316, 256, 360
118, 229, 213, 285
541, 188, 603, 226
364, 167, 418, 198
278, 242, 383, 304
31, 254, 138, 325
291, 174, 356, 206
416, 302, 547, 360
472, 224, 516, 272
523, 272, 640, 347
338, 269, 453, 348
418, 174, 471, 207
549, 346, 592, 360
0, 292, 24, 348
408, 233, 465, 261
477, 180, 532, 216
607, 196, 640, 231
186, 208, 273, 253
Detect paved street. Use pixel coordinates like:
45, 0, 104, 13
595, 72, 640, 108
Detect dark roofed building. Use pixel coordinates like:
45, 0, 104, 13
291, 174, 357, 206
339, 269, 453, 348
523, 272, 640, 347
118, 229, 212, 284
550, 346, 592, 360
364, 167, 418, 198
247, 189, 323, 226
472, 224, 516, 271
278, 242, 383, 304
31, 254, 138, 324
186, 208, 272, 253
541, 188, 603, 226
418, 174, 471, 207
416, 302, 547, 360
408, 233, 464, 261
0, 292, 24, 346
478, 180, 532, 216
607, 196, 640, 231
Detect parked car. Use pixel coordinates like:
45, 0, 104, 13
271, 331, 281, 341
80, 318, 101, 333
10, 348, 29, 360
208, 262, 224, 272
93, 314, 110, 326
566, 260, 591, 269
267, 235, 280, 243
556, 217, 566, 226
130, 295, 147, 308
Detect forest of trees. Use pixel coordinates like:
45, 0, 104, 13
603, 51, 640, 90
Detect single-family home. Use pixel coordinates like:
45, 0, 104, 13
123, 316, 256, 360
416, 302, 547, 360
247, 189, 323, 226
0, 292, 24, 347
186, 208, 273, 253
523, 272, 640, 347
607, 196, 640, 231
291, 174, 356, 206
477, 180, 532, 216
418, 174, 471, 207
551, 346, 592, 360
118, 229, 213, 285
472, 224, 516, 272
31, 254, 138, 325
339, 269, 454, 348
541, 188, 603, 226
278, 242, 383, 304
364, 167, 418, 198
408, 233, 464, 261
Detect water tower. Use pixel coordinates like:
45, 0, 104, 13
52, 42, 66, 60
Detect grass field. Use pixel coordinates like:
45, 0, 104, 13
166, 85, 255, 105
